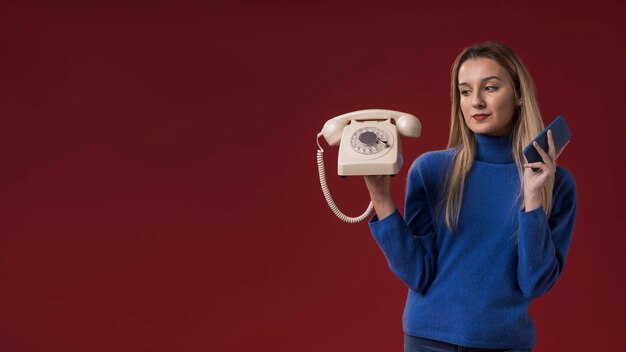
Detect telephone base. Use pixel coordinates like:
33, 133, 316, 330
337, 155, 403, 176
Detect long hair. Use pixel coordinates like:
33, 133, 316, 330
442, 41, 553, 233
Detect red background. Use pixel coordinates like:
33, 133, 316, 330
1, 1, 624, 351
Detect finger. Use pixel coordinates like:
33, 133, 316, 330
524, 162, 545, 171
547, 130, 556, 160
524, 162, 544, 168
524, 162, 552, 175
555, 140, 570, 160
533, 141, 554, 167
524, 162, 542, 174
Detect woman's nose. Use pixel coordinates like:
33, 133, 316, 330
472, 92, 486, 108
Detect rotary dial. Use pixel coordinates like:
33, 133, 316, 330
350, 127, 390, 155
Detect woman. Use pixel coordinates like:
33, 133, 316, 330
364, 42, 577, 352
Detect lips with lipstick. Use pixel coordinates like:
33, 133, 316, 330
472, 113, 490, 121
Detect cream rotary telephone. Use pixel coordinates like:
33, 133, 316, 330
316, 109, 421, 223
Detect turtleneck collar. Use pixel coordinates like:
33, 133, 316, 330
474, 133, 514, 164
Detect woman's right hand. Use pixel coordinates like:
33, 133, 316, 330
363, 175, 396, 220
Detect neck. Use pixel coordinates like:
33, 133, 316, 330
474, 133, 514, 164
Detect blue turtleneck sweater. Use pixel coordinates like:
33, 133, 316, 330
369, 133, 577, 349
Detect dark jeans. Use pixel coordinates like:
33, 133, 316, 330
404, 333, 532, 352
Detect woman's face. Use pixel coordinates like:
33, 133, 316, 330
458, 58, 517, 137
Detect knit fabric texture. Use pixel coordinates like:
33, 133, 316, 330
369, 133, 577, 349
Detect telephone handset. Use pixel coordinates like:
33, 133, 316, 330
316, 109, 422, 223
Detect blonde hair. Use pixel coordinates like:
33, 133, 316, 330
442, 41, 553, 233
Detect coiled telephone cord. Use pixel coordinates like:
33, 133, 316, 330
317, 133, 374, 223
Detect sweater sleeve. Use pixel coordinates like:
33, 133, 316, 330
369, 157, 438, 293
517, 167, 577, 299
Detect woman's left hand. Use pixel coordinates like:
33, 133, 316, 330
522, 130, 569, 210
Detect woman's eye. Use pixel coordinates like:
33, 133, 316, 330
485, 86, 498, 91
460, 90, 470, 96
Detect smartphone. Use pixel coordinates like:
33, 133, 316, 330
523, 115, 572, 171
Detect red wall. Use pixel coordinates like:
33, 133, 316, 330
0, 1, 624, 351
